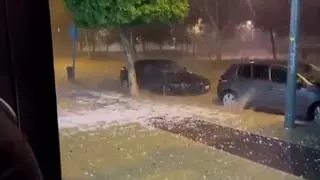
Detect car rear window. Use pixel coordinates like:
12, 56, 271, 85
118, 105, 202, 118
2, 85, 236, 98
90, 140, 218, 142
271, 67, 287, 83
253, 64, 269, 80
237, 64, 251, 79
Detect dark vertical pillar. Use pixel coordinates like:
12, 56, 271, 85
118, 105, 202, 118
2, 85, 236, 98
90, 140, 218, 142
0, 0, 17, 111
4, 0, 62, 179
284, 0, 301, 128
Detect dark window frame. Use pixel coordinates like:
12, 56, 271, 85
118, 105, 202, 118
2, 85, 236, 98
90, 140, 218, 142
252, 64, 270, 81
3, 0, 62, 179
221, 64, 238, 79
237, 64, 252, 79
270, 66, 288, 84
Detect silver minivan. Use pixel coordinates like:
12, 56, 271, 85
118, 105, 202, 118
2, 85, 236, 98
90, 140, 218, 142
217, 60, 320, 122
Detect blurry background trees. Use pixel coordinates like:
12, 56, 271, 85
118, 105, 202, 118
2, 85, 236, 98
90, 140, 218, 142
188, 0, 251, 60
51, 0, 320, 60
251, 0, 290, 60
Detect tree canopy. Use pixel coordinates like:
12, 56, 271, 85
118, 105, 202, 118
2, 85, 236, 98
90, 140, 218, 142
64, 0, 189, 28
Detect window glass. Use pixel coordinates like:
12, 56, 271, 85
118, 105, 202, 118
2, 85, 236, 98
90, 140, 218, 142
159, 64, 170, 74
237, 64, 251, 78
271, 67, 287, 83
253, 65, 269, 80
143, 64, 153, 74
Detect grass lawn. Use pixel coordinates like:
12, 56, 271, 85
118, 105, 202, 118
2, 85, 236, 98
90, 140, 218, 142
60, 124, 303, 180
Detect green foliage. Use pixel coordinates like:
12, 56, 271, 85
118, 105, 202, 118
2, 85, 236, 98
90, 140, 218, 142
64, 0, 189, 28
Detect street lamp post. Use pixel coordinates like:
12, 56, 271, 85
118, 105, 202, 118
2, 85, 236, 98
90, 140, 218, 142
66, 24, 79, 80
284, 0, 301, 128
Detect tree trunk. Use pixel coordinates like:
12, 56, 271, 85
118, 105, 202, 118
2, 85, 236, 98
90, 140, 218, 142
132, 43, 137, 57
186, 42, 189, 53
159, 42, 163, 51
301, 48, 308, 61
182, 42, 185, 52
120, 28, 139, 97
269, 28, 277, 60
84, 30, 91, 57
208, 45, 212, 61
105, 37, 109, 56
216, 43, 222, 61
106, 44, 109, 56
129, 32, 138, 57
215, 0, 222, 61
192, 43, 196, 56
78, 40, 83, 52
215, 33, 222, 61
91, 30, 96, 53
142, 40, 146, 53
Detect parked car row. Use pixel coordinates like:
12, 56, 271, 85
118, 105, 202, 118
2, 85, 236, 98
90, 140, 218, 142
119, 59, 320, 122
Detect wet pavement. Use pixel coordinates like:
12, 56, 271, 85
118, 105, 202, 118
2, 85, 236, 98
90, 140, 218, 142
152, 118, 320, 180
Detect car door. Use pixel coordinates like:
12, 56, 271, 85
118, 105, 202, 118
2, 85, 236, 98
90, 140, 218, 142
269, 66, 309, 115
250, 64, 271, 108
138, 63, 154, 87
230, 64, 255, 105
268, 66, 288, 112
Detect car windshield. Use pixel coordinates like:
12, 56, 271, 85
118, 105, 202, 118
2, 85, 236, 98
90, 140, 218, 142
298, 63, 320, 84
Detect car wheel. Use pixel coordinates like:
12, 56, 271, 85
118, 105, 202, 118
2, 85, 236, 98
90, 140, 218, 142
221, 91, 238, 107
161, 85, 172, 95
311, 103, 320, 124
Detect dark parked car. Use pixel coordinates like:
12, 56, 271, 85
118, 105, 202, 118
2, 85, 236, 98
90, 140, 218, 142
120, 59, 211, 95
217, 60, 320, 122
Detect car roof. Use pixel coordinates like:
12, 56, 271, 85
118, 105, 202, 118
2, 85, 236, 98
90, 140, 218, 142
135, 59, 175, 65
237, 59, 307, 67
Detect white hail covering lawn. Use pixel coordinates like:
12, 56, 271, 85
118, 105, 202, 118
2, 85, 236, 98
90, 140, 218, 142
58, 90, 240, 131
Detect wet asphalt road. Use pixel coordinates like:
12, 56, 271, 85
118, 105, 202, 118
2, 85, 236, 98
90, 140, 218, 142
152, 119, 320, 180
